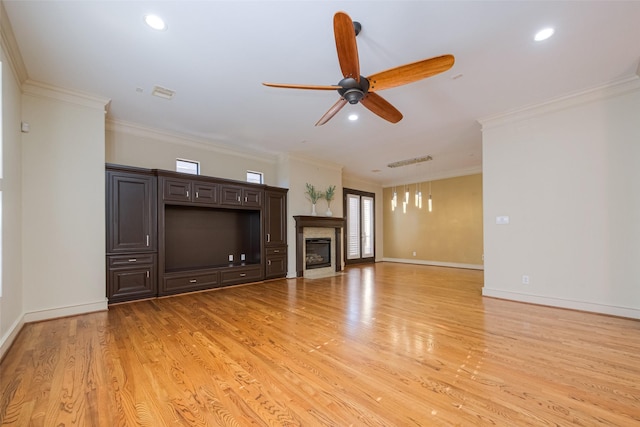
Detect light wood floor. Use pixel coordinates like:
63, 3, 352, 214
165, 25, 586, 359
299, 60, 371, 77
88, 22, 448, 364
1, 263, 639, 426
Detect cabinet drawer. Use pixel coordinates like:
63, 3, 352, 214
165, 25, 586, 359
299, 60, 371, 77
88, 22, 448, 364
220, 265, 262, 285
266, 247, 287, 256
163, 271, 219, 294
108, 265, 157, 303
108, 254, 156, 267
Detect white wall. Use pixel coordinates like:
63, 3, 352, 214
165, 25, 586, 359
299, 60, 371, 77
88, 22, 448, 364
106, 121, 279, 185
0, 34, 24, 358
481, 77, 640, 319
21, 81, 109, 321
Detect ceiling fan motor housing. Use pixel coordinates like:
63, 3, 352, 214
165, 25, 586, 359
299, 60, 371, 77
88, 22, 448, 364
338, 76, 370, 104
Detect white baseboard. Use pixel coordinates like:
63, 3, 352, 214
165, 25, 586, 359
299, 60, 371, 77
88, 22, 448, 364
1, 299, 109, 360
482, 288, 640, 320
382, 258, 484, 270
0, 314, 26, 361
23, 299, 109, 323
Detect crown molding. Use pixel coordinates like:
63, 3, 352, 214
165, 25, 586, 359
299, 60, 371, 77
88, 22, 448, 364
107, 119, 279, 165
478, 75, 640, 130
0, 0, 28, 84
383, 165, 482, 188
286, 152, 344, 172
341, 172, 383, 190
23, 79, 110, 111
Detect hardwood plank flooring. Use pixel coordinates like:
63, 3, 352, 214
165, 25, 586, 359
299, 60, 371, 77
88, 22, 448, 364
1, 263, 639, 426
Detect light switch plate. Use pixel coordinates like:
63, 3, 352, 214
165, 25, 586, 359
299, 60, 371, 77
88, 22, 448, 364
496, 215, 510, 225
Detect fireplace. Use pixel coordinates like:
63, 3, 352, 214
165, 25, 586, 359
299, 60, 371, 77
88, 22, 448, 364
305, 238, 331, 269
294, 215, 346, 278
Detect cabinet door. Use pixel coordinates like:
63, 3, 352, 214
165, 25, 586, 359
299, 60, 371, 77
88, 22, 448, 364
265, 247, 287, 279
265, 189, 287, 246
107, 171, 156, 253
192, 182, 219, 206
107, 258, 157, 303
162, 178, 192, 202
220, 185, 243, 206
243, 188, 263, 207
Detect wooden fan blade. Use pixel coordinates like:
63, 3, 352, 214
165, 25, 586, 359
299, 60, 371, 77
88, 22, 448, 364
315, 98, 348, 126
263, 82, 341, 90
367, 54, 455, 92
360, 92, 403, 123
334, 12, 360, 82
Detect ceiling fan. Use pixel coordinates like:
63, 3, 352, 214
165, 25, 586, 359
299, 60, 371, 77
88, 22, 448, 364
263, 11, 455, 126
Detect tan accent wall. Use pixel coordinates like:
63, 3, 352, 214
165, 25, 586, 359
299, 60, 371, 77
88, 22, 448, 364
383, 174, 483, 266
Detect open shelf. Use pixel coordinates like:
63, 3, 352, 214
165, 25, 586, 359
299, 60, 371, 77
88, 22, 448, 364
164, 205, 261, 272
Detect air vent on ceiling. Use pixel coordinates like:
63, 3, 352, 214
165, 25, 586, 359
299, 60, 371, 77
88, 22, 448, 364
151, 85, 175, 100
387, 155, 433, 168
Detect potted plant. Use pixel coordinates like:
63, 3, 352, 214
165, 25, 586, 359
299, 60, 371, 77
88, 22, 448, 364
324, 185, 336, 216
305, 183, 323, 216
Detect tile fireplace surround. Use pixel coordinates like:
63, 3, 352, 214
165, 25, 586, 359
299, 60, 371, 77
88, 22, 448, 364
293, 215, 346, 278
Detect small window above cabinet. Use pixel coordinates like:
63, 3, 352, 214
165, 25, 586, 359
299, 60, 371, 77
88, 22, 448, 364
162, 177, 219, 206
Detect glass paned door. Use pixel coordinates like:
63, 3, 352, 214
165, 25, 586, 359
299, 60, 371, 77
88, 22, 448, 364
345, 189, 375, 263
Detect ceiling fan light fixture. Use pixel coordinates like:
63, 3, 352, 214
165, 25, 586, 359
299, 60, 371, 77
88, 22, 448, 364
342, 88, 364, 104
348, 114, 358, 121
534, 27, 554, 41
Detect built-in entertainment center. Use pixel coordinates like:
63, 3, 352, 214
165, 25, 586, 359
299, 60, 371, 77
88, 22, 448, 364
106, 164, 288, 304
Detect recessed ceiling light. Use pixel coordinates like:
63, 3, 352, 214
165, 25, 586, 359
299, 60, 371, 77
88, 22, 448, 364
145, 14, 167, 31
534, 27, 554, 42
348, 114, 358, 121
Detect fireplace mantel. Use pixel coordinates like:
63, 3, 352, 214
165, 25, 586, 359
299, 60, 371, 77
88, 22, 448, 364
294, 215, 345, 277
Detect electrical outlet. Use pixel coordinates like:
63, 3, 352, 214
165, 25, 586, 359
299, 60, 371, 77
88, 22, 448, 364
522, 275, 530, 285
412, 251, 416, 257
228, 254, 234, 262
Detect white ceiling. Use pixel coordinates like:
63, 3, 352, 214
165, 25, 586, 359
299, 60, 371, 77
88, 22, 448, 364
4, 1, 640, 185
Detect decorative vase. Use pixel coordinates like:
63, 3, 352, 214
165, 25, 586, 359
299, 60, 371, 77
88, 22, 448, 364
326, 206, 332, 216
311, 203, 317, 216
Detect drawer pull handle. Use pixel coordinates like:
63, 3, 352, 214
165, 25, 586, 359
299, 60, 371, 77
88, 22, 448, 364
146, 271, 150, 278
128, 258, 137, 262
196, 191, 199, 198
266, 233, 270, 243
273, 250, 279, 253
146, 235, 150, 246
268, 260, 271, 266
189, 279, 197, 283
240, 273, 246, 277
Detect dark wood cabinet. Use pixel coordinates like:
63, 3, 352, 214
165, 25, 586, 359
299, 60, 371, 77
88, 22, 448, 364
107, 254, 157, 303
162, 177, 219, 206
264, 188, 288, 279
162, 269, 220, 295
107, 164, 288, 302
193, 182, 218, 205
265, 247, 287, 278
220, 264, 262, 285
221, 184, 262, 207
107, 170, 156, 253
106, 166, 158, 303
